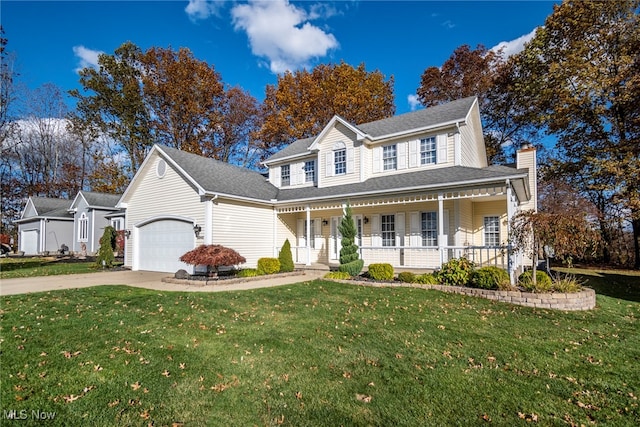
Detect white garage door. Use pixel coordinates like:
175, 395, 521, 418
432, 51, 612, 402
21, 230, 39, 255
137, 220, 194, 273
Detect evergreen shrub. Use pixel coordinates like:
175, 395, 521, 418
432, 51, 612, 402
278, 239, 295, 272
257, 258, 280, 275
367, 263, 394, 281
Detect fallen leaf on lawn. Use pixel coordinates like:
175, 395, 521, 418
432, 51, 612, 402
395, 353, 403, 359
179, 363, 186, 370
437, 325, 446, 330
295, 391, 303, 400
481, 414, 491, 422
94, 364, 103, 371
162, 370, 170, 377
108, 399, 120, 407
131, 381, 141, 391
343, 372, 352, 379
140, 409, 150, 420
356, 394, 372, 403
64, 394, 80, 403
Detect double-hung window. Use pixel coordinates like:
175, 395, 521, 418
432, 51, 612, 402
484, 216, 500, 246
281, 164, 290, 186
421, 212, 437, 246
304, 160, 315, 183
381, 214, 395, 247
78, 213, 88, 242
420, 137, 437, 165
383, 144, 397, 170
334, 149, 347, 175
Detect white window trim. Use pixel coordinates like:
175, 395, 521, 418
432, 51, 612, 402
78, 213, 88, 242
483, 216, 501, 246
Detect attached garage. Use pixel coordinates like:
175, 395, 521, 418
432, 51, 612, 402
136, 219, 195, 273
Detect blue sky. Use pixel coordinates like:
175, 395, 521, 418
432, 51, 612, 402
3, 1, 558, 114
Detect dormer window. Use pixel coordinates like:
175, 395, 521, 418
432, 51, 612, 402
281, 165, 290, 187
334, 148, 346, 175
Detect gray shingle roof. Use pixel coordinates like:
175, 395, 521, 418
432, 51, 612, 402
264, 96, 477, 162
80, 191, 121, 209
30, 197, 73, 218
275, 165, 526, 202
159, 145, 279, 201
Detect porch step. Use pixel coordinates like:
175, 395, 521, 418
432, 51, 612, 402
295, 263, 330, 272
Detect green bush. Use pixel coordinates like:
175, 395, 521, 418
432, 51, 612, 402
551, 274, 583, 293
471, 266, 511, 290
415, 273, 439, 285
437, 258, 474, 286
96, 226, 117, 268
237, 268, 259, 278
397, 271, 416, 283
367, 263, 394, 281
278, 239, 295, 272
257, 258, 280, 275
518, 270, 552, 293
339, 259, 364, 277
324, 271, 352, 280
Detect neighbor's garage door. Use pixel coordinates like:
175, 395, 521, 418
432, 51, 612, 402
21, 230, 39, 255
137, 220, 194, 273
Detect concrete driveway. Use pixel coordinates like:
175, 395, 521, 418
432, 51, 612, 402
0, 269, 325, 296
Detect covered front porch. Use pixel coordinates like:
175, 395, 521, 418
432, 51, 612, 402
274, 181, 526, 278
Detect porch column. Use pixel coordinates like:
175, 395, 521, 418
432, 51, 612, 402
438, 192, 445, 265
273, 207, 278, 257
506, 179, 516, 284
204, 197, 213, 245
305, 205, 311, 266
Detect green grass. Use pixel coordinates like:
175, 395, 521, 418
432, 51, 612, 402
1, 280, 638, 426
552, 267, 640, 302
0, 257, 102, 279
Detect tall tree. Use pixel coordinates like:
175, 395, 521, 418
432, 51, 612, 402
258, 62, 395, 154
517, 0, 640, 268
70, 42, 151, 173
141, 46, 225, 155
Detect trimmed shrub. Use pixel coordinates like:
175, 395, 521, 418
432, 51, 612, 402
278, 239, 295, 272
415, 273, 439, 285
325, 271, 352, 280
518, 270, 552, 293
257, 258, 280, 275
367, 263, 394, 281
96, 226, 117, 268
437, 258, 474, 286
397, 271, 416, 283
551, 274, 583, 293
237, 268, 259, 278
472, 266, 511, 290
339, 259, 364, 277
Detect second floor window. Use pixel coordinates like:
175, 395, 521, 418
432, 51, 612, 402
281, 165, 290, 186
420, 137, 437, 165
334, 149, 346, 175
383, 144, 397, 170
381, 214, 395, 247
304, 160, 315, 183
421, 212, 437, 246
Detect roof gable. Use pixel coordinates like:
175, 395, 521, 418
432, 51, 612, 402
71, 191, 121, 210
21, 196, 73, 220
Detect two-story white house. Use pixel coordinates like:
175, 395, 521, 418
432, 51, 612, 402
118, 97, 536, 276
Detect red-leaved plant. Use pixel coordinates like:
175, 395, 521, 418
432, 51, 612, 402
180, 245, 246, 276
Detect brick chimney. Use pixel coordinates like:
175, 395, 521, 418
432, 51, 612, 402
516, 143, 537, 212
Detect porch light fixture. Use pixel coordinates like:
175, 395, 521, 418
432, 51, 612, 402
364, 216, 369, 224
193, 224, 202, 237
322, 219, 328, 226
124, 229, 131, 238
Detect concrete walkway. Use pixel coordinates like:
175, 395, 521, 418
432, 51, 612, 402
0, 269, 326, 296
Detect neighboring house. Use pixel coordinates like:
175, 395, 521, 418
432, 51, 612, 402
119, 97, 537, 277
15, 197, 74, 255
69, 191, 123, 255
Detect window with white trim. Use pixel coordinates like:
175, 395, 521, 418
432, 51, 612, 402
421, 212, 437, 246
304, 160, 315, 183
78, 213, 88, 242
334, 149, 347, 175
420, 137, 437, 165
484, 216, 500, 246
281, 164, 290, 186
383, 144, 397, 170
111, 219, 122, 231
381, 214, 395, 247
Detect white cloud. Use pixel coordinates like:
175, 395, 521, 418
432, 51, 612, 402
407, 94, 421, 111
72, 45, 103, 73
185, 0, 224, 22
491, 28, 538, 57
231, 0, 339, 74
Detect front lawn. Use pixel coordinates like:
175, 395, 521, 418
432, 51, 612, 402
1, 281, 638, 426
553, 266, 640, 302
0, 257, 104, 279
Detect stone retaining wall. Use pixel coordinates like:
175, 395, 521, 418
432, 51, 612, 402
339, 280, 597, 311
